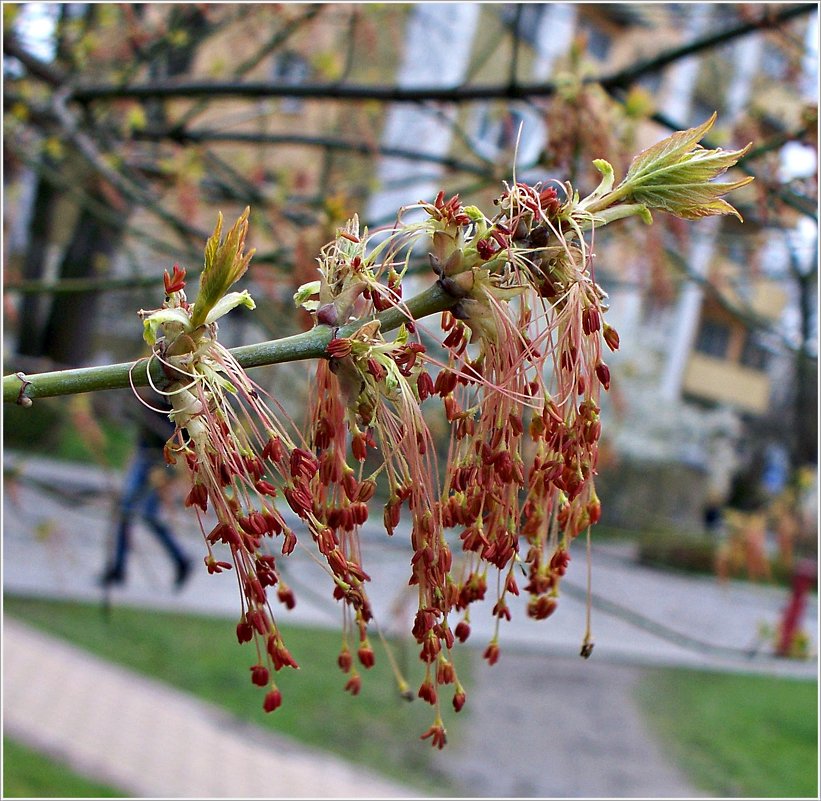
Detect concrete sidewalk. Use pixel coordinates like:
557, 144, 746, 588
4, 618, 421, 798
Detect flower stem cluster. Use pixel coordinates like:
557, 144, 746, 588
137, 116, 751, 747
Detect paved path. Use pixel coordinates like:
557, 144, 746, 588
4, 452, 818, 797
4, 618, 417, 798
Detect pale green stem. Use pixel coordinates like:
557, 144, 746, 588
4, 283, 456, 405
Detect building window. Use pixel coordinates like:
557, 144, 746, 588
740, 332, 769, 371
695, 319, 731, 358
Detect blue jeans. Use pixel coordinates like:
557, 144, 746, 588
110, 447, 187, 575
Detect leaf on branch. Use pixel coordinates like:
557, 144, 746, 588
619, 112, 753, 220
191, 208, 256, 328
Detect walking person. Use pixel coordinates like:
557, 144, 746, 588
101, 394, 191, 589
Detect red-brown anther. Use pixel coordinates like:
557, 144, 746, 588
454, 620, 471, 642
550, 548, 570, 575
255, 479, 278, 497
483, 641, 500, 665
505, 572, 520, 596
436, 623, 455, 650
420, 723, 447, 749
236, 619, 254, 644
163, 263, 186, 294
243, 456, 265, 481
290, 448, 319, 481
205, 556, 233, 574
355, 479, 376, 503
337, 649, 353, 673
489, 228, 509, 248
443, 394, 460, 422
603, 323, 620, 352
595, 362, 611, 390
582, 306, 601, 336
244, 576, 267, 605
452, 688, 467, 713
366, 357, 387, 381
250, 664, 270, 686
185, 483, 208, 512
475, 238, 497, 260
277, 584, 296, 610
327, 549, 347, 576
207, 522, 241, 547
284, 485, 312, 518
341, 472, 358, 502
585, 419, 602, 445
538, 186, 561, 217
263, 688, 283, 713
420, 632, 441, 663
262, 511, 283, 536
326, 337, 352, 359
412, 608, 436, 640
357, 644, 376, 669
281, 528, 297, 555
351, 502, 369, 526
267, 635, 299, 670
351, 432, 368, 462
437, 660, 456, 685
416, 371, 434, 402
338, 229, 360, 243
418, 680, 438, 705
247, 608, 269, 636
528, 595, 558, 620
347, 561, 370, 583
262, 436, 283, 463
383, 499, 400, 534
508, 412, 524, 436
492, 599, 512, 621
434, 369, 458, 397
443, 325, 466, 350
344, 674, 361, 695
588, 496, 602, 525
314, 419, 334, 450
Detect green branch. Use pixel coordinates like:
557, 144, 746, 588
3, 283, 456, 405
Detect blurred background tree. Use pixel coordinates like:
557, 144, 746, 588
3, 2, 818, 569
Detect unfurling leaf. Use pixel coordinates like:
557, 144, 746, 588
191, 208, 256, 328
618, 113, 753, 220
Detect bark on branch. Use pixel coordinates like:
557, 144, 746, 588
3, 283, 456, 404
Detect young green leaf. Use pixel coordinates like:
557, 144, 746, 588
616, 113, 753, 220
190, 208, 256, 328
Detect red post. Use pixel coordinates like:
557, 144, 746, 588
776, 558, 817, 657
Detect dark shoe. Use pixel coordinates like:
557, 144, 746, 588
99, 567, 125, 587
174, 558, 192, 590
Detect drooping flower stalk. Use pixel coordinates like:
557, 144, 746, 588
136, 116, 752, 747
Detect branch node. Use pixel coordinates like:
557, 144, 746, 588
15, 373, 33, 408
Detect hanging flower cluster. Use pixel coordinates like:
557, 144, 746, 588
136, 115, 751, 746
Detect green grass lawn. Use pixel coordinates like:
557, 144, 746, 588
3, 736, 126, 798
637, 667, 818, 797
4, 595, 462, 794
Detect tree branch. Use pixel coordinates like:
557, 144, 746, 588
134, 128, 494, 177
3, 283, 456, 404
64, 5, 815, 105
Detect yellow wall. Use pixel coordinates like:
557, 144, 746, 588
683, 352, 771, 413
